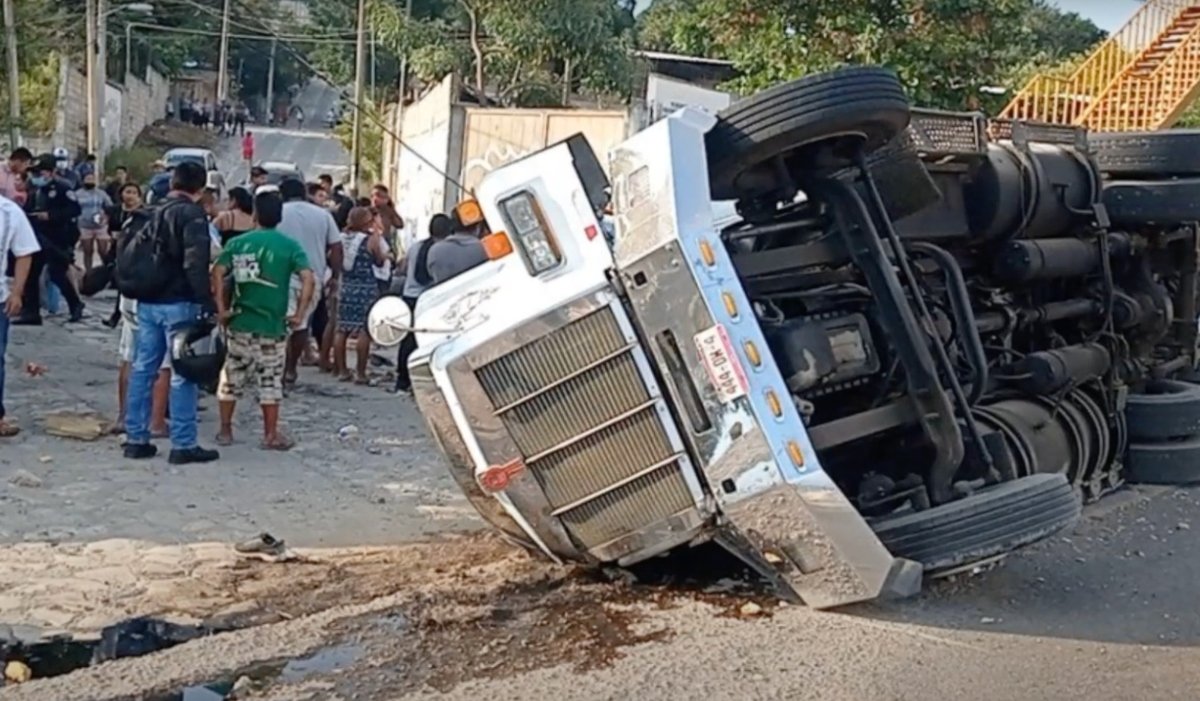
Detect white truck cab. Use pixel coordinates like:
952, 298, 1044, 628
369, 111, 916, 609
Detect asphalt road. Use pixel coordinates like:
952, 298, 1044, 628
218, 80, 351, 187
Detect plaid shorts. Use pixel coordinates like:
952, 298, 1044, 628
217, 331, 286, 405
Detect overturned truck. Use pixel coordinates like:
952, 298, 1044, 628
371, 67, 1200, 608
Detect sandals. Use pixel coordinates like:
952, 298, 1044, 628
260, 434, 295, 452
215, 432, 234, 447
0, 422, 19, 438
234, 532, 287, 557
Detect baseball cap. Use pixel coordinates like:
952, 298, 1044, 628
32, 153, 58, 172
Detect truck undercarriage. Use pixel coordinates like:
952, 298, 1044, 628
384, 66, 1200, 609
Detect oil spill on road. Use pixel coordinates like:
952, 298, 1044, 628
297, 544, 780, 699
149, 644, 364, 700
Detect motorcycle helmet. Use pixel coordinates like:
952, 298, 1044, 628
170, 319, 226, 393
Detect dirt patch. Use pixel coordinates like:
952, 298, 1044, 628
251, 548, 783, 699
134, 122, 217, 151
0, 532, 542, 641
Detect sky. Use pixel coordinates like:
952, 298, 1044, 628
1050, 0, 1142, 32
633, 1, 1143, 33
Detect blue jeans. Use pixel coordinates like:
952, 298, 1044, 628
42, 270, 61, 315
125, 301, 200, 449
0, 313, 8, 420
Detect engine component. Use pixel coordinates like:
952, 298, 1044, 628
869, 473, 1080, 572
976, 298, 1103, 334
1103, 178, 1200, 225
965, 142, 1098, 241
1090, 130, 1200, 178
812, 178, 965, 505
994, 238, 1098, 282
765, 314, 880, 394
977, 400, 1073, 476
1011, 343, 1112, 395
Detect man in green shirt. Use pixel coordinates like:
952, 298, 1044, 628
211, 190, 316, 450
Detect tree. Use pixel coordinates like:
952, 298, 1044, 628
635, 0, 1107, 112
348, 0, 635, 107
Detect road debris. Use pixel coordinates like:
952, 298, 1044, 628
5, 660, 33, 683
8, 470, 44, 489
42, 412, 110, 441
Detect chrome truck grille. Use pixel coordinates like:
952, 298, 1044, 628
475, 306, 695, 549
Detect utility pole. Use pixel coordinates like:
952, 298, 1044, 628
265, 37, 276, 124
217, 0, 231, 102
393, 0, 412, 198
350, 0, 367, 191
1, 0, 20, 148
85, 0, 98, 159
96, 0, 107, 173
370, 29, 376, 98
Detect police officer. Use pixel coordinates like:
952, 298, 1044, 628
13, 153, 85, 324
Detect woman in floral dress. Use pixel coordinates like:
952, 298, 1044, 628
335, 207, 388, 383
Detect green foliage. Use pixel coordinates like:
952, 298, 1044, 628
355, 0, 636, 107
104, 145, 161, 183
636, 0, 1108, 112
0, 53, 60, 138
333, 100, 384, 185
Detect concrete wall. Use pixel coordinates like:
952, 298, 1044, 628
385, 76, 628, 252
388, 74, 459, 254
24, 58, 168, 163
457, 108, 627, 194
119, 66, 170, 146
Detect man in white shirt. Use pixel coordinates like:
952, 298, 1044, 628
0, 194, 41, 437
277, 177, 343, 385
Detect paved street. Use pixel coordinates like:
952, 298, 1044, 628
220, 80, 350, 186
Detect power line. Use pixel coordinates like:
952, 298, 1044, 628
221, 0, 469, 194
118, 22, 374, 45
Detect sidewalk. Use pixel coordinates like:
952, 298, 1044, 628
1, 295, 478, 634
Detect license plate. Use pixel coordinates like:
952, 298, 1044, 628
695, 324, 749, 404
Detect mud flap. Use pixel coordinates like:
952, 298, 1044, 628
608, 108, 912, 608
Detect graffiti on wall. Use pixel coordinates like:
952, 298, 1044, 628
462, 141, 530, 194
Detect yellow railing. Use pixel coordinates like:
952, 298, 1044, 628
1083, 20, 1200, 131
1000, 0, 1195, 123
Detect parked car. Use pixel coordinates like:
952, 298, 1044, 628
253, 160, 305, 187
162, 147, 226, 201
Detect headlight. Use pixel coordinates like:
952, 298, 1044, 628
500, 192, 561, 274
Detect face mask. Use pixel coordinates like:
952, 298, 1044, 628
83, 183, 96, 190
29, 176, 48, 188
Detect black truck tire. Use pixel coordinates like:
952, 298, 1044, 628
870, 473, 1080, 572
706, 66, 911, 201
1090, 130, 1200, 178
1126, 438, 1200, 485
1125, 379, 1200, 441
1102, 179, 1200, 225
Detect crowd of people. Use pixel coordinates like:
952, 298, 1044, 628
173, 98, 251, 137
0, 144, 490, 457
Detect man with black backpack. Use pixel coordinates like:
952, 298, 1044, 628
116, 160, 220, 465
